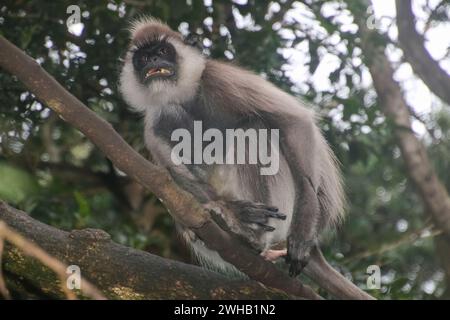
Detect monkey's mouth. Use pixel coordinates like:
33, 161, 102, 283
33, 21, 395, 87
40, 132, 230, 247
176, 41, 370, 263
144, 67, 174, 80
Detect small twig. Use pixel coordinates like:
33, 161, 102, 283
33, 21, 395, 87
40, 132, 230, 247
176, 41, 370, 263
0, 220, 106, 300
0, 236, 11, 299
344, 224, 442, 263
396, 0, 450, 106
423, 1, 448, 34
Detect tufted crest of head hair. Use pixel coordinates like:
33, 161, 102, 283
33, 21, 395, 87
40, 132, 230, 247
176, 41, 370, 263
128, 16, 183, 47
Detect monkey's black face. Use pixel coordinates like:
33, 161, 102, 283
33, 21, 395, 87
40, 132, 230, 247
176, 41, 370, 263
132, 41, 177, 85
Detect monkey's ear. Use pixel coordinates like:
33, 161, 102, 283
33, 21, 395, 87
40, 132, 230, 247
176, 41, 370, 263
184, 33, 203, 51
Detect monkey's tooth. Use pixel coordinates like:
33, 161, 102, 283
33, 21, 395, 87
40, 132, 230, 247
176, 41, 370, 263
146, 68, 171, 78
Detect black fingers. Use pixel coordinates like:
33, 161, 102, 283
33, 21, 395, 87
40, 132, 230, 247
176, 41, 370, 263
240, 208, 286, 222
227, 200, 287, 233
258, 223, 276, 232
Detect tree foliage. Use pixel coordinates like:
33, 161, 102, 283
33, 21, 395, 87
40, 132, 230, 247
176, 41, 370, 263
0, 0, 449, 299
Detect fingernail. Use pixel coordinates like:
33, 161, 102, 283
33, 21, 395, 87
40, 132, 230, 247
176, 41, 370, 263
277, 213, 287, 220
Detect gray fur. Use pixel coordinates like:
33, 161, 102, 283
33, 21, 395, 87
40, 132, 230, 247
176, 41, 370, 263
119, 18, 345, 276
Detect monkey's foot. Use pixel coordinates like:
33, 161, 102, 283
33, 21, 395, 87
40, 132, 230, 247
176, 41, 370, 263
286, 239, 315, 277
227, 200, 287, 232
261, 249, 287, 261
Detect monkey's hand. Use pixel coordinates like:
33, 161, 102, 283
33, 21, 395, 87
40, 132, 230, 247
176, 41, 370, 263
227, 200, 287, 232
286, 237, 316, 277
206, 200, 286, 250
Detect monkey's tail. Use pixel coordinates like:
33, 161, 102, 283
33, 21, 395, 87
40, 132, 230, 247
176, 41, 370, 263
304, 246, 375, 300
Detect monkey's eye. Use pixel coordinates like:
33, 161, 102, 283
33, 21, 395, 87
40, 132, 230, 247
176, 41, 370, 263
158, 47, 168, 56
140, 54, 149, 64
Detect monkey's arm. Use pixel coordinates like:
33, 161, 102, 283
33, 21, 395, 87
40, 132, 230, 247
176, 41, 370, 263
168, 164, 287, 249
148, 104, 288, 248
279, 117, 322, 276
149, 134, 286, 248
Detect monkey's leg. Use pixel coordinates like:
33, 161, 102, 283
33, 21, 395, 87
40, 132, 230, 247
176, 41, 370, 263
261, 249, 287, 261
166, 166, 217, 203
165, 165, 287, 247
261, 245, 375, 299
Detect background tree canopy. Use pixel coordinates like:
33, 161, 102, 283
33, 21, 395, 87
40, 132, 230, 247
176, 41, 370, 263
0, 0, 449, 299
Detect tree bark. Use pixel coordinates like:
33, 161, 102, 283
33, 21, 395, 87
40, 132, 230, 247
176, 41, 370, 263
0, 201, 292, 299
354, 3, 450, 296
357, 25, 450, 236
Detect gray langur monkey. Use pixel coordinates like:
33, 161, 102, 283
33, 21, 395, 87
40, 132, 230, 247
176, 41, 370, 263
119, 17, 345, 278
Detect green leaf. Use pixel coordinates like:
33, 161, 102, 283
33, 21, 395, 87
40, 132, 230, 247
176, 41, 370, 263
0, 162, 38, 203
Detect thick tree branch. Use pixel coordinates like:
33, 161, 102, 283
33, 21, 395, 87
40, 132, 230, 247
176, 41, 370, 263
0, 236, 10, 299
343, 223, 441, 263
0, 217, 106, 300
356, 10, 450, 237
0, 201, 293, 299
350, 1, 450, 297
395, 0, 450, 106
0, 35, 326, 299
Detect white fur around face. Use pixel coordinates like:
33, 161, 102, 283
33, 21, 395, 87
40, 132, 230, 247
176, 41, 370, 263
119, 38, 205, 115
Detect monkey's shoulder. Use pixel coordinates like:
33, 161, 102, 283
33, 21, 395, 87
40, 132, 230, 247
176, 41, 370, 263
200, 60, 315, 122
199, 60, 265, 110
